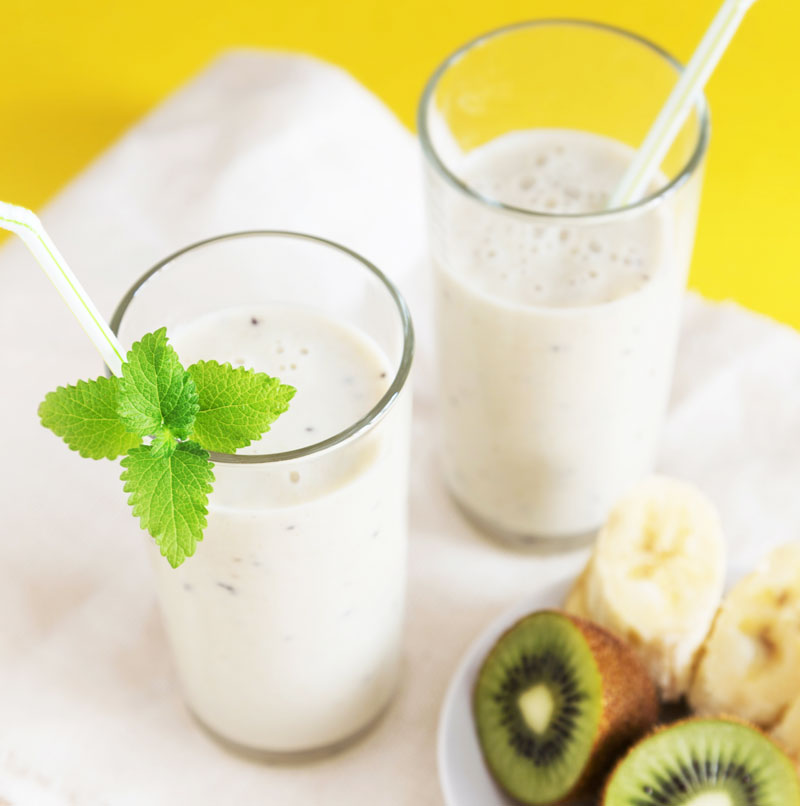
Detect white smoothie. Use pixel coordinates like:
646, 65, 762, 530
151, 304, 411, 753
434, 129, 692, 539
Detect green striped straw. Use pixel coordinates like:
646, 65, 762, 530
609, 0, 759, 208
0, 201, 125, 376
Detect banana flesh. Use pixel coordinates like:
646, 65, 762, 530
689, 543, 800, 729
565, 476, 726, 701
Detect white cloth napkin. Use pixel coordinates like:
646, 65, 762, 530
1, 50, 798, 806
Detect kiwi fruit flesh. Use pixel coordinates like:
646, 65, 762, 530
603, 717, 800, 806
474, 610, 658, 805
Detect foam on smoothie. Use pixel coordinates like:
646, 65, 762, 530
448, 129, 666, 307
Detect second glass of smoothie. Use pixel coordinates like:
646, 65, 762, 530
419, 20, 709, 545
112, 232, 413, 757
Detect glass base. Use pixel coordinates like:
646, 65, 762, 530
450, 490, 599, 554
188, 691, 396, 764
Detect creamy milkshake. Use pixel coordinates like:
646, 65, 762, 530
433, 129, 692, 539
112, 232, 413, 755
420, 21, 708, 545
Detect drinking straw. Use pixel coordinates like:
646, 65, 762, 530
0, 201, 125, 376
609, 0, 759, 208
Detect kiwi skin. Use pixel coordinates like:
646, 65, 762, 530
564, 613, 660, 802
601, 715, 800, 805
476, 610, 659, 805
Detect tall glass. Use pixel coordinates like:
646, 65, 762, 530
111, 232, 414, 757
419, 20, 709, 546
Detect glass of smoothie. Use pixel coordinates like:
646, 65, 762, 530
419, 20, 709, 546
111, 231, 414, 757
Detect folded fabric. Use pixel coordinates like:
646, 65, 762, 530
1, 50, 798, 805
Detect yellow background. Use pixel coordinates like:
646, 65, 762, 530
2, 0, 798, 324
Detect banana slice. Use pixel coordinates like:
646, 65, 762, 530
773, 695, 800, 763
689, 543, 800, 727
564, 475, 726, 701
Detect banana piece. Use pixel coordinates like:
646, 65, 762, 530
772, 695, 800, 763
689, 543, 800, 727
564, 475, 726, 701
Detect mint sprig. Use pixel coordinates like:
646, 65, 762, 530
38, 328, 295, 567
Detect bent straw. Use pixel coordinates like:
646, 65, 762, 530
0, 201, 125, 376
609, 0, 759, 208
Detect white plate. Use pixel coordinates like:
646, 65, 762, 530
437, 578, 581, 806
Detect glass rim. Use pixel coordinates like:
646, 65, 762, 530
110, 230, 415, 465
417, 18, 711, 222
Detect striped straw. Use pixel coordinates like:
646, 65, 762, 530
609, 0, 759, 208
0, 201, 125, 376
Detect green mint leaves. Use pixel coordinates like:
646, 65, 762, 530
39, 376, 143, 460
188, 360, 294, 453
38, 328, 295, 568
121, 442, 215, 568
118, 329, 199, 450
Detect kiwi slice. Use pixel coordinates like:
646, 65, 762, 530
474, 610, 658, 805
603, 717, 800, 806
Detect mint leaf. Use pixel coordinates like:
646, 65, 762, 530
39, 376, 142, 460
149, 429, 178, 459
187, 360, 295, 453
120, 441, 214, 568
118, 328, 198, 441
